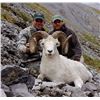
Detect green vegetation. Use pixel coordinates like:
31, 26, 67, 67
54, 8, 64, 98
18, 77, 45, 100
1, 3, 32, 23
26, 3, 53, 23
83, 33, 100, 46
11, 8, 32, 22
83, 54, 100, 72
92, 7, 100, 14
78, 32, 100, 50
1, 3, 53, 32
1, 9, 16, 23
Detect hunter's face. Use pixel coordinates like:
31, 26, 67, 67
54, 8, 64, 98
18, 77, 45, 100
33, 19, 45, 29
53, 20, 63, 30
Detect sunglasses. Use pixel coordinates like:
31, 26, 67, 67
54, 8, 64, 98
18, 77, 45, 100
35, 19, 43, 23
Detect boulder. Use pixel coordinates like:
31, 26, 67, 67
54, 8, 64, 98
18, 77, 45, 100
10, 83, 33, 97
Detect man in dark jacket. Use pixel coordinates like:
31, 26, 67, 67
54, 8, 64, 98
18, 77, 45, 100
50, 15, 82, 61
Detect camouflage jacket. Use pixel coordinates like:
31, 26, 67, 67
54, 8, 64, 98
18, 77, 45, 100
17, 25, 45, 61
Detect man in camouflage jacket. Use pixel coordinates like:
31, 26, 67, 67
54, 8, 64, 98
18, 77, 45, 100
17, 12, 46, 63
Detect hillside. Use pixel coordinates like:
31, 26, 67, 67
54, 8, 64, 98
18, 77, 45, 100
1, 3, 100, 97
1, 3, 100, 71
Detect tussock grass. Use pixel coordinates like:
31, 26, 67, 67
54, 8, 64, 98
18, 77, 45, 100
84, 54, 100, 72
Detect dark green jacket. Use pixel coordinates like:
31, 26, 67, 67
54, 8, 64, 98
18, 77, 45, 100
49, 24, 82, 61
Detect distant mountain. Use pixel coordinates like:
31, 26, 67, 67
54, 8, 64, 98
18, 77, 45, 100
84, 3, 100, 10
41, 3, 100, 36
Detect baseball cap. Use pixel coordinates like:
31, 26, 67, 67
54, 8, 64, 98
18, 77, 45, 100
33, 12, 45, 20
52, 15, 64, 22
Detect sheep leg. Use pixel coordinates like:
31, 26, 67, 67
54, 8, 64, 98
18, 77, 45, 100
74, 78, 83, 88
38, 74, 44, 80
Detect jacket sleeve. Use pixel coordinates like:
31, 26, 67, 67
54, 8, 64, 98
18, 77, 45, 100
71, 32, 82, 61
17, 29, 29, 52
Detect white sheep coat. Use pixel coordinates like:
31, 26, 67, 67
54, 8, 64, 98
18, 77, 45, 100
40, 51, 92, 82
39, 36, 92, 88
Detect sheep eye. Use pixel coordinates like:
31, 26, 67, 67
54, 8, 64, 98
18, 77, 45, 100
56, 42, 59, 46
41, 42, 44, 46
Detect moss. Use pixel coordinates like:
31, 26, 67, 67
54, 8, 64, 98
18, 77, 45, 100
92, 7, 100, 14
1, 3, 12, 11
1, 9, 17, 23
76, 32, 100, 53
1, 3, 32, 23
83, 54, 100, 72
81, 32, 100, 47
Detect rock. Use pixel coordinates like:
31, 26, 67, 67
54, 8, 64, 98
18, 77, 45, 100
1, 20, 21, 66
1, 84, 14, 97
64, 91, 72, 96
62, 84, 86, 97
32, 85, 41, 91
62, 84, 76, 92
1, 64, 18, 71
71, 88, 87, 97
93, 73, 100, 83
1, 83, 10, 93
25, 75, 35, 89
84, 91, 94, 97
1, 66, 28, 86
42, 87, 51, 95
1, 35, 20, 65
96, 84, 100, 92
34, 79, 42, 86
28, 61, 40, 77
0, 89, 7, 97
10, 83, 33, 97
82, 82, 97, 91
32, 79, 42, 91
94, 91, 100, 97
41, 82, 64, 88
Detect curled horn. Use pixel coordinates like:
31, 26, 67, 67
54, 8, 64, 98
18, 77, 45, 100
52, 31, 67, 41
62, 34, 72, 54
52, 31, 67, 51
52, 31, 72, 54
29, 31, 49, 53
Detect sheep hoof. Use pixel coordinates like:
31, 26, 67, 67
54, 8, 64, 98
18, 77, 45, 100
38, 74, 44, 80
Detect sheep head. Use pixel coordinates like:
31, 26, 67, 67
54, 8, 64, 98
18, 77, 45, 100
40, 35, 60, 56
29, 31, 49, 53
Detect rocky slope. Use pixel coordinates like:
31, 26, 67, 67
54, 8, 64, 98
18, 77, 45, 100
1, 3, 100, 97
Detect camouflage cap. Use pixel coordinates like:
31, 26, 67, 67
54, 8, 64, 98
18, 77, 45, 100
32, 12, 45, 20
